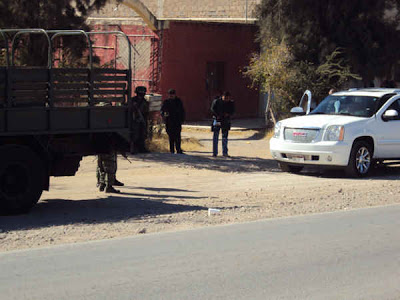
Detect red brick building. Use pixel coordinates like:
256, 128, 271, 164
160, 20, 259, 120
88, 0, 260, 120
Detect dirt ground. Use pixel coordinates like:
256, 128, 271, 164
1, 127, 400, 252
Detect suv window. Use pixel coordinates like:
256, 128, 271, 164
311, 95, 379, 117
386, 99, 400, 120
375, 93, 396, 112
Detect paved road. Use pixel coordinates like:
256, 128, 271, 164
1, 205, 400, 300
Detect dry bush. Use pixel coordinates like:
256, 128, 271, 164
147, 134, 203, 153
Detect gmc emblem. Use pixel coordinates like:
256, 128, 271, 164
293, 132, 307, 137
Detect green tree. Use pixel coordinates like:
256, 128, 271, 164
0, 0, 115, 66
243, 39, 295, 122
257, 0, 400, 85
244, 40, 360, 122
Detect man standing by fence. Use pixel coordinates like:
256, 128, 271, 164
131, 86, 149, 153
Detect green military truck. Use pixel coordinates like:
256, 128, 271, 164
0, 29, 136, 215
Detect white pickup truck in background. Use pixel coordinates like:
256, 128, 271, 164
269, 88, 400, 177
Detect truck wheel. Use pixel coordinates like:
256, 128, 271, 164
0, 145, 45, 215
345, 141, 372, 177
278, 162, 304, 173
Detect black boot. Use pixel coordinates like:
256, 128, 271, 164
105, 186, 120, 194
99, 184, 106, 192
114, 179, 124, 186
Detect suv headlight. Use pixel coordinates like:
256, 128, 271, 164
273, 122, 282, 138
324, 125, 345, 141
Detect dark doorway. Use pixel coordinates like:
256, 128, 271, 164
206, 61, 225, 117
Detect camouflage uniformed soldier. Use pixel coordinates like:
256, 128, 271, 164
131, 86, 149, 153
95, 101, 124, 193
96, 152, 124, 193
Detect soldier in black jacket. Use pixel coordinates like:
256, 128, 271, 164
211, 91, 235, 157
161, 89, 185, 154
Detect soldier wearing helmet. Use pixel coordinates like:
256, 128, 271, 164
131, 86, 149, 153
135, 86, 147, 94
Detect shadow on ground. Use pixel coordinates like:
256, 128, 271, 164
228, 129, 270, 141
298, 164, 400, 180
132, 152, 280, 173
138, 187, 193, 192
0, 193, 207, 232
193, 129, 269, 143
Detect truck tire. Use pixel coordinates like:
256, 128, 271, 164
278, 162, 303, 174
0, 145, 45, 215
345, 141, 372, 177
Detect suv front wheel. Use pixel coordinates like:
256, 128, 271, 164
279, 162, 304, 174
345, 141, 373, 177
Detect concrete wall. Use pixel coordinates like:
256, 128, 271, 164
157, 0, 260, 19
88, 1, 146, 26
88, 0, 260, 21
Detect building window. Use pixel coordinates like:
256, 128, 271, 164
206, 62, 225, 93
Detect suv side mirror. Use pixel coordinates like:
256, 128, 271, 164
382, 109, 399, 121
290, 107, 306, 116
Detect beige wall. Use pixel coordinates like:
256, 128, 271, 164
88, 0, 260, 23
88, 0, 144, 26
158, 0, 260, 19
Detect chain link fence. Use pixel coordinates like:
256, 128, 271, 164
91, 33, 160, 93
90, 32, 130, 70
123, 34, 160, 93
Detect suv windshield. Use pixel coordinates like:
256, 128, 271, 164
310, 95, 380, 117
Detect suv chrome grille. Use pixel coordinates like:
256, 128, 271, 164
284, 128, 319, 143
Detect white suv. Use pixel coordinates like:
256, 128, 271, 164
269, 88, 400, 177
